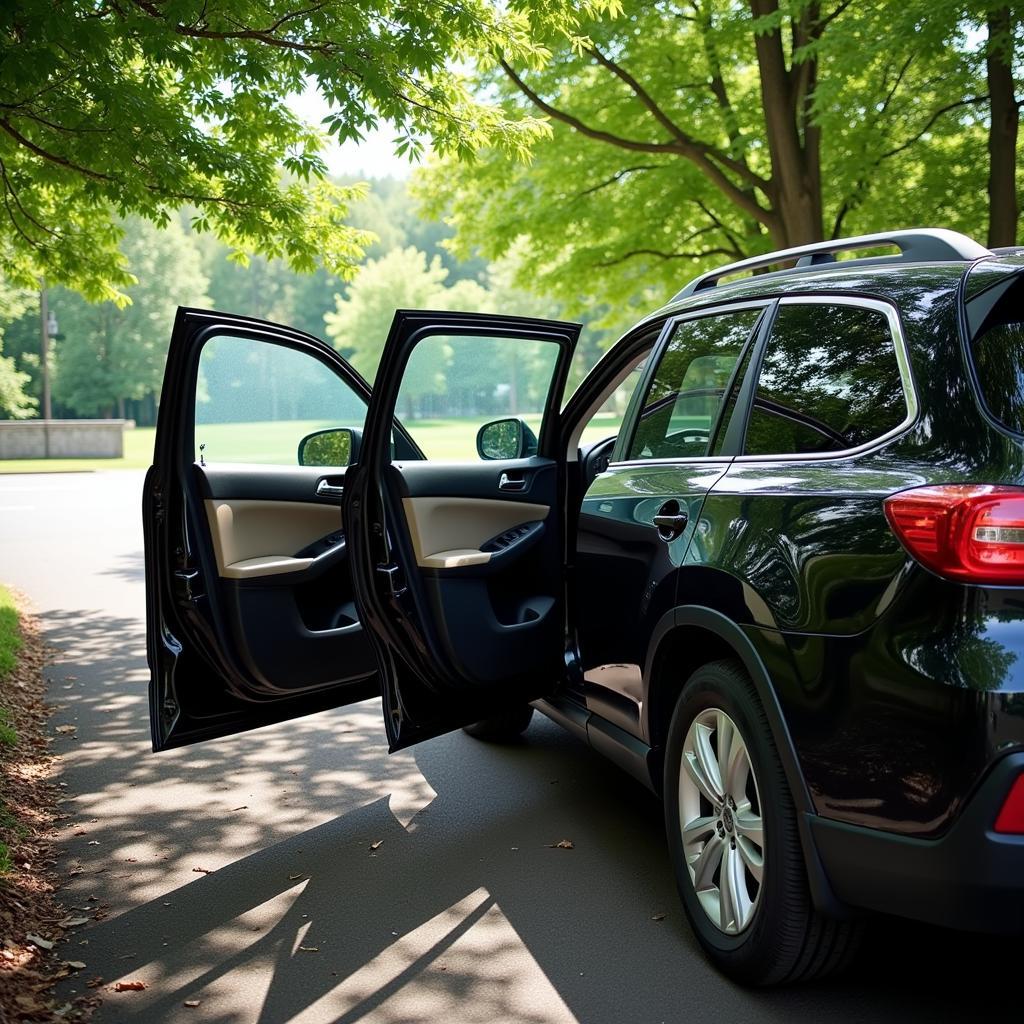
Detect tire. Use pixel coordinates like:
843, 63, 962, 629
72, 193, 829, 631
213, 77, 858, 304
462, 705, 535, 742
663, 659, 862, 986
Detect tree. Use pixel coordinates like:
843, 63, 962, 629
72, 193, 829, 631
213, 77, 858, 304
983, 5, 1020, 246
419, 1, 1005, 319
324, 246, 489, 383
0, 1, 614, 301
0, 279, 34, 418
52, 217, 209, 416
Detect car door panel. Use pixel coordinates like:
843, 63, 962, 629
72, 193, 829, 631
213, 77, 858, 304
345, 311, 580, 751
392, 458, 561, 687
571, 304, 769, 743
576, 461, 731, 740
146, 308, 387, 751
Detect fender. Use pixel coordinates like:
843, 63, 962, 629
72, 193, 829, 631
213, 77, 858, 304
642, 604, 852, 919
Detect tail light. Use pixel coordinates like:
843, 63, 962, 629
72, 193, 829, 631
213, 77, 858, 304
994, 774, 1024, 834
883, 484, 1024, 584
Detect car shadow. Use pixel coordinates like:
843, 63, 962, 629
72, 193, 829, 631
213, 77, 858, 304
42, 606, 1021, 1023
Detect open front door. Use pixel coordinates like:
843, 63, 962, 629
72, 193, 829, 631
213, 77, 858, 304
145, 308, 422, 751
344, 310, 581, 750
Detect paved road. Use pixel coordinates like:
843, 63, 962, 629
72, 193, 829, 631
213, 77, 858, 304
0, 471, 1017, 1023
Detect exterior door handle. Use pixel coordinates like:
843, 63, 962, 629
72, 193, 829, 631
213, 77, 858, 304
653, 500, 688, 542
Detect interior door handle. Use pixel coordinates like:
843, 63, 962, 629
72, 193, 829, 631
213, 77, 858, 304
653, 500, 688, 541
316, 479, 345, 498
499, 472, 526, 491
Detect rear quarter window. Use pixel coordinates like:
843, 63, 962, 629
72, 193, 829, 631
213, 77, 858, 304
743, 301, 909, 457
969, 275, 1024, 434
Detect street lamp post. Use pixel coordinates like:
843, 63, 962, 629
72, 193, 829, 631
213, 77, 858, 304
39, 286, 58, 457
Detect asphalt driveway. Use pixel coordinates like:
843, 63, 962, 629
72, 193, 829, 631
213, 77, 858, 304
0, 470, 1017, 1022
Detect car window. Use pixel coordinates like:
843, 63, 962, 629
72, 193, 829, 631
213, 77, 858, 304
969, 275, 1024, 434
394, 333, 560, 461
627, 309, 763, 460
194, 334, 367, 465
743, 302, 907, 456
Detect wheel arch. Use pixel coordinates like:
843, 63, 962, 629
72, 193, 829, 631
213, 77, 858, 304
642, 605, 851, 919
643, 605, 812, 813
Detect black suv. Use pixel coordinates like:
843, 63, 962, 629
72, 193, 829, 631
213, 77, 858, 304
144, 228, 1024, 986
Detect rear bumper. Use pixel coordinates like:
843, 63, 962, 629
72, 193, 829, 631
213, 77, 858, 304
811, 752, 1024, 934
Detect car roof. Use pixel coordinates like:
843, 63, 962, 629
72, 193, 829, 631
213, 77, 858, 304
640, 260, 975, 329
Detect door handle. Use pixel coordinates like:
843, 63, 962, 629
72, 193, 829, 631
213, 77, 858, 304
499, 472, 526, 491
653, 500, 688, 542
316, 479, 345, 498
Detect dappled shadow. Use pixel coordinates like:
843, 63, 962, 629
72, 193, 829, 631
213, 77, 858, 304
38, 604, 1023, 1023
97, 551, 145, 585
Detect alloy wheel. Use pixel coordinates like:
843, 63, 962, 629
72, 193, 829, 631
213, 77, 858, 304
678, 707, 765, 935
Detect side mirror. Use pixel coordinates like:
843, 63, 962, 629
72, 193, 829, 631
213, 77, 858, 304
298, 427, 359, 467
476, 417, 538, 461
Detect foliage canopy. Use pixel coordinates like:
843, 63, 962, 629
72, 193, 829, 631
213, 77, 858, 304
419, 0, 1019, 324
0, 1, 616, 302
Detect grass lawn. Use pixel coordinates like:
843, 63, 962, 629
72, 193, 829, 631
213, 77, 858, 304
0, 412, 627, 473
0, 586, 20, 754
0, 586, 20, 681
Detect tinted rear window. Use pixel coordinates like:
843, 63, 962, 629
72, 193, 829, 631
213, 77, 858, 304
744, 302, 908, 456
970, 276, 1024, 434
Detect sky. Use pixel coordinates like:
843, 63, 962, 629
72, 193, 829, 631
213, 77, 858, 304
288, 85, 424, 181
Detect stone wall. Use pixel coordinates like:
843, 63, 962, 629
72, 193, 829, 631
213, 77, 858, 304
0, 420, 127, 459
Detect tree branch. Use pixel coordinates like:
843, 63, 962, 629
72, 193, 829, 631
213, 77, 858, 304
499, 60, 682, 155
0, 119, 115, 182
586, 42, 771, 191
831, 94, 990, 238
570, 164, 665, 201
879, 95, 988, 161
596, 245, 736, 268
500, 61, 776, 229
126, 0, 337, 54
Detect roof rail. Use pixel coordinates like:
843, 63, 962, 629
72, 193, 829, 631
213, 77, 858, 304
672, 229, 990, 301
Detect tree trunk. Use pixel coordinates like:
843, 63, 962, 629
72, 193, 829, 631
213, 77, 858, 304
749, 0, 824, 249
986, 7, 1019, 247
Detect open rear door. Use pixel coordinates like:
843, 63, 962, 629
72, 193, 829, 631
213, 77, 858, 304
344, 310, 581, 749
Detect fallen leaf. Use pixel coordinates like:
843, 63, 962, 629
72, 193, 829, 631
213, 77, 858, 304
113, 980, 147, 992
59, 917, 89, 927
55, 724, 77, 733
184, 999, 201, 1008
73, 829, 87, 836
26, 933, 54, 950
65, 961, 87, 970
298, 946, 319, 953
651, 912, 667, 922
192, 867, 212, 874
86, 977, 104, 988
546, 839, 574, 849
369, 840, 383, 851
